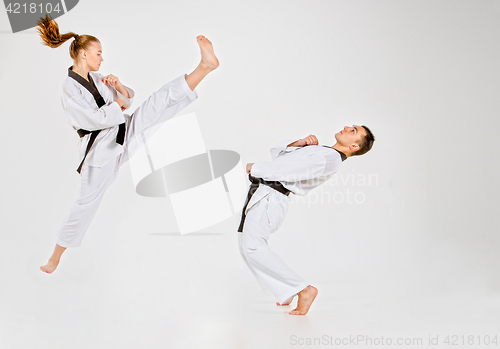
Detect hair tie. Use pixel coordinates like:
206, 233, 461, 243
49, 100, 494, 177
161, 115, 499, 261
74, 34, 79, 40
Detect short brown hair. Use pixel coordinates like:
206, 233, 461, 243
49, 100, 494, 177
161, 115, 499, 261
351, 125, 375, 156
37, 14, 100, 60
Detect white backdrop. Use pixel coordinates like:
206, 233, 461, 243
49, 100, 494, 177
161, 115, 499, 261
1, 1, 499, 348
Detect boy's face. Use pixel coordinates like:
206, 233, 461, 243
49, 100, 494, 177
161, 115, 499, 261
335, 125, 366, 152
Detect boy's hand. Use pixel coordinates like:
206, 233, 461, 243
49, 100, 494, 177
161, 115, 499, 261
246, 163, 254, 174
288, 134, 319, 147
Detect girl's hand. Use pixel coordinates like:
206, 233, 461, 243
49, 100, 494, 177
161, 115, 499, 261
102, 74, 122, 88
115, 98, 127, 111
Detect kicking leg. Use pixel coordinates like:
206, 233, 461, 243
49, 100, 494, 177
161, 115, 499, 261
123, 36, 219, 152
185, 35, 219, 91
119, 35, 219, 168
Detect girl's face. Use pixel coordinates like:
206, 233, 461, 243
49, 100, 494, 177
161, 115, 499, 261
81, 42, 103, 71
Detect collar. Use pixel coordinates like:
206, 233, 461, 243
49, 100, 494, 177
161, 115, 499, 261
68, 66, 106, 108
321, 145, 347, 162
68, 65, 91, 83
334, 149, 347, 162
302, 144, 347, 162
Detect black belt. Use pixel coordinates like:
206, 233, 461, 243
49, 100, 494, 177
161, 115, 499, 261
237, 174, 291, 233
76, 123, 126, 174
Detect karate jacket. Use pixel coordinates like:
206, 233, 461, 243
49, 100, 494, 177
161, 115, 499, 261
60, 70, 135, 168
248, 139, 346, 209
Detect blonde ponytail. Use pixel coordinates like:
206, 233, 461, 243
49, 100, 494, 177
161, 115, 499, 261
37, 14, 100, 60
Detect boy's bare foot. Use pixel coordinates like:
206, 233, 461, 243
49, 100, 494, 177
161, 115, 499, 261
40, 259, 59, 274
289, 285, 318, 315
276, 297, 294, 306
197, 35, 219, 71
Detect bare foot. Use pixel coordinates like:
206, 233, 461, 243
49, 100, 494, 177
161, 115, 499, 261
289, 285, 318, 315
40, 259, 59, 274
196, 35, 219, 71
276, 297, 294, 306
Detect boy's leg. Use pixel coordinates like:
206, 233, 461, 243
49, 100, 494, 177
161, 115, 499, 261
238, 234, 270, 292
238, 194, 309, 305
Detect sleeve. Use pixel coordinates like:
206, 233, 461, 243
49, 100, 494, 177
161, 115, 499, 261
269, 138, 303, 160
93, 72, 135, 110
251, 154, 327, 182
61, 81, 126, 131
113, 85, 135, 110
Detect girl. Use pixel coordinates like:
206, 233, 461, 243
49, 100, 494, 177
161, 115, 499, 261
37, 15, 219, 274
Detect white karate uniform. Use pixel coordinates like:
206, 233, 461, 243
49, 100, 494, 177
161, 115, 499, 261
55, 73, 197, 248
238, 139, 346, 304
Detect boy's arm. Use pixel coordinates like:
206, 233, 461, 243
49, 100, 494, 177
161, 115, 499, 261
270, 134, 319, 159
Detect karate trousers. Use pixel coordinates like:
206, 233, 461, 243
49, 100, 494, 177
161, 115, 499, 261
238, 186, 309, 304
55, 75, 197, 248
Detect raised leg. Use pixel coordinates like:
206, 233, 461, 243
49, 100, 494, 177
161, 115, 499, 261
120, 36, 219, 166
185, 35, 219, 91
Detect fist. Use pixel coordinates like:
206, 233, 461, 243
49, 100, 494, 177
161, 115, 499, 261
102, 74, 121, 87
115, 97, 128, 111
246, 163, 254, 174
299, 134, 318, 146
